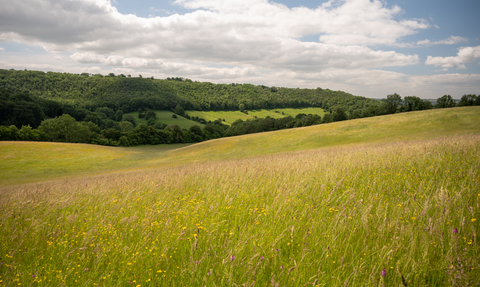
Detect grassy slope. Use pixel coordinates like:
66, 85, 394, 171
129, 111, 204, 129
1, 107, 479, 185
0, 107, 479, 286
0, 142, 192, 185
186, 107, 325, 125
169, 107, 480, 162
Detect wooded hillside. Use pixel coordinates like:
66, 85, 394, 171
0, 69, 377, 114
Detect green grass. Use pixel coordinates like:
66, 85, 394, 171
2, 107, 479, 186
0, 107, 479, 286
0, 142, 192, 185
186, 107, 325, 125
129, 110, 204, 129
168, 107, 480, 162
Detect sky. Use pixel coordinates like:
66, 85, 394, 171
1, 0, 479, 99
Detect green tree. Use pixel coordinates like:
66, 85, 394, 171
384, 93, 402, 114
119, 121, 134, 132
458, 94, 477, 106
118, 136, 130, 146
145, 110, 157, 120
239, 103, 246, 112
39, 114, 91, 143
174, 104, 185, 116
0, 125, 19, 140
403, 96, 424, 111
189, 125, 203, 141
322, 113, 333, 123
154, 122, 167, 130
115, 110, 124, 121
122, 114, 136, 127
18, 125, 37, 141
332, 107, 347, 122
422, 100, 433, 110
165, 124, 184, 143
436, 95, 456, 108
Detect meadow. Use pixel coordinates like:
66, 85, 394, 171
128, 111, 204, 129
0, 107, 479, 286
185, 107, 325, 125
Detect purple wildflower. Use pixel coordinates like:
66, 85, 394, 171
32, 274, 36, 278
195, 260, 199, 264
453, 228, 458, 234
84, 268, 89, 272
231, 255, 235, 261
381, 268, 386, 277
280, 265, 284, 269
260, 256, 264, 260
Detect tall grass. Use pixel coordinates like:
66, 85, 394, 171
1, 135, 479, 286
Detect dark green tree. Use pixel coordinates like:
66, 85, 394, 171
122, 114, 136, 127
174, 104, 185, 116
436, 95, 456, 108
322, 113, 333, 123
115, 110, 124, 121
332, 107, 347, 122
403, 96, 424, 111
145, 110, 157, 120
384, 93, 403, 114
458, 94, 477, 106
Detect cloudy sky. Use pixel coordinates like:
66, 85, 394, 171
1, 0, 479, 98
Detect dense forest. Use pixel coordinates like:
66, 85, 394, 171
0, 69, 377, 113
1, 69, 479, 146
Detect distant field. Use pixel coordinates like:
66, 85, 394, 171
129, 110, 204, 129
186, 107, 325, 125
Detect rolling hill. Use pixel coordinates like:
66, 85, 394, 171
1, 107, 479, 286
1, 107, 479, 185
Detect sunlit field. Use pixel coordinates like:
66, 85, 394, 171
0, 108, 479, 286
128, 111, 204, 129
185, 107, 325, 125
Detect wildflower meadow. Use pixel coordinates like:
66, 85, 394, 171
1, 134, 479, 286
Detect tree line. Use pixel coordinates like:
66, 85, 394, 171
1, 68, 479, 147
2, 91, 478, 146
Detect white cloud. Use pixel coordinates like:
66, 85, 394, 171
0, 47, 4, 51
70, 52, 105, 63
1, 0, 426, 73
1, 0, 477, 99
417, 36, 467, 46
425, 45, 480, 69
69, 52, 258, 78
